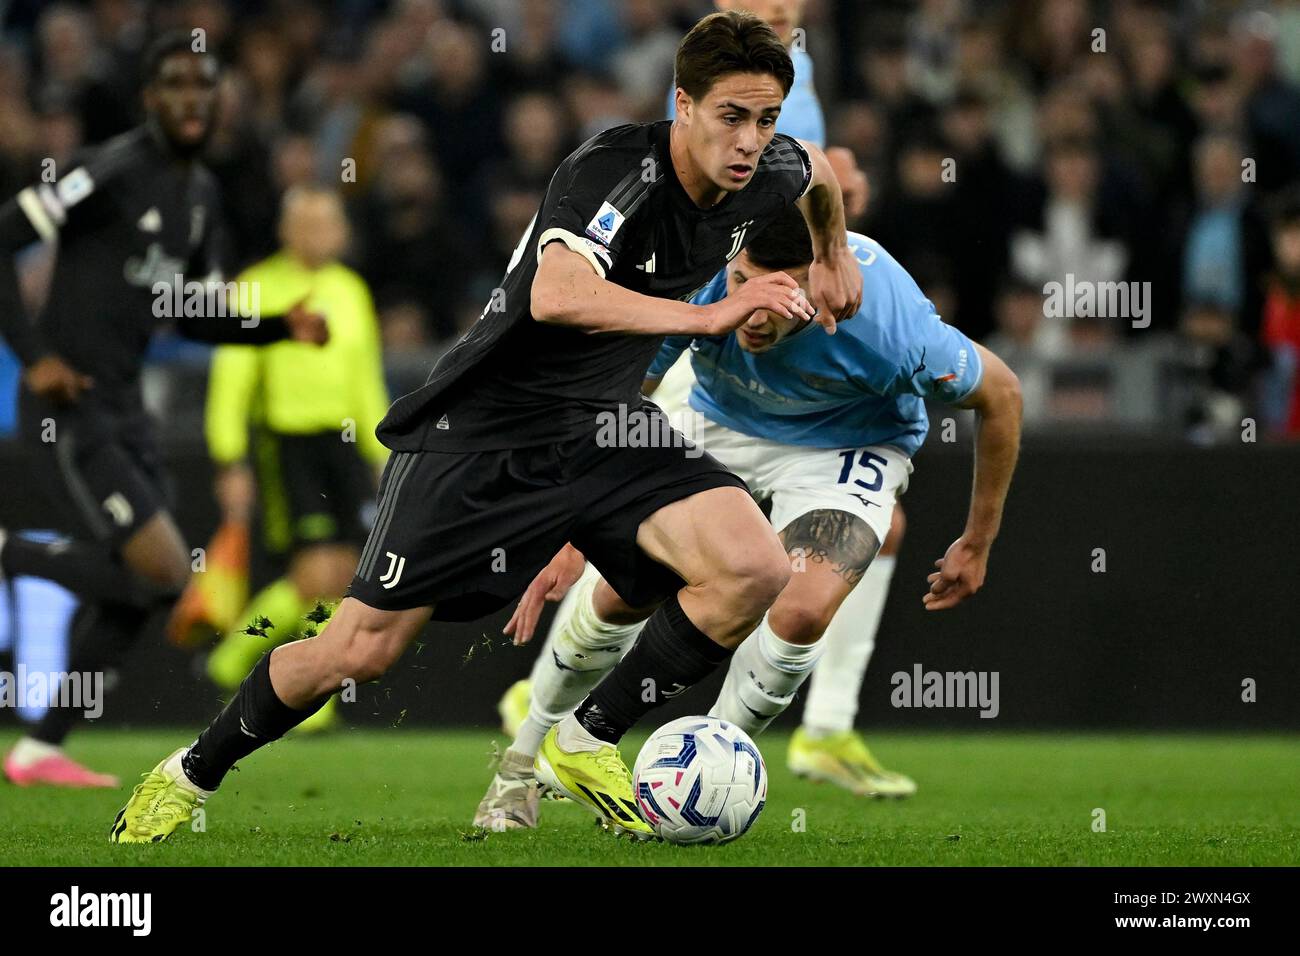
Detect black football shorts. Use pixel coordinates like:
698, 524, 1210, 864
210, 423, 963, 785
346, 428, 746, 621
19, 391, 167, 546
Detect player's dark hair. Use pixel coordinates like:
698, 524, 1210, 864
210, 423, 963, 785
743, 206, 814, 271
674, 11, 794, 101
142, 30, 210, 84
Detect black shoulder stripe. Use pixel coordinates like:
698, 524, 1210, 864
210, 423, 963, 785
609, 149, 664, 215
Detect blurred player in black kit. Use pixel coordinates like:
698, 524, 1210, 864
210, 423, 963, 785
0, 32, 326, 787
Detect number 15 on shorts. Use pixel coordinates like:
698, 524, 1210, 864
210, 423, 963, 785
837, 449, 888, 494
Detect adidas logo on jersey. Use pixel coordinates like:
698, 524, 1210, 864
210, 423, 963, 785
436, 413, 450, 430
137, 207, 162, 233
635, 252, 656, 273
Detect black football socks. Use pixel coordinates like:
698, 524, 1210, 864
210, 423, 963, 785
181, 653, 330, 791
574, 593, 731, 744
0, 534, 174, 608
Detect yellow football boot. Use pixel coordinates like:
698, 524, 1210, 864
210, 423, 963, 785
498, 679, 532, 737
110, 749, 209, 843
534, 716, 654, 839
787, 729, 917, 798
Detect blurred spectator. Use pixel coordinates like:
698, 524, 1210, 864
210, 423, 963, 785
350, 116, 472, 342
1231, 10, 1300, 195
0, 0, 1297, 443
207, 71, 278, 269
1009, 0, 1092, 89
939, 88, 1020, 339
905, 0, 964, 103
395, 18, 504, 224
32, 3, 136, 143
952, 15, 1038, 172
1010, 136, 1135, 320
1179, 299, 1258, 440
857, 32, 936, 141
490, 91, 572, 193
612, 0, 680, 118
1260, 193, 1300, 436
867, 127, 958, 317
1179, 132, 1271, 335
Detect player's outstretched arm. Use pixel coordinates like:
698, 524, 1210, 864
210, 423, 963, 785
531, 242, 813, 336
925, 343, 1023, 611
176, 291, 328, 346
796, 140, 863, 327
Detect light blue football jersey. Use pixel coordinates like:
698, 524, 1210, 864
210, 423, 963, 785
647, 232, 983, 457
668, 48, 826, 147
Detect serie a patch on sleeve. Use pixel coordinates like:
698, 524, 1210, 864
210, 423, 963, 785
585, 201, 625, 246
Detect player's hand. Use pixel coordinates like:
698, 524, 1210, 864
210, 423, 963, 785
286, 300, 329, 345
214, 463, 256, 524
923, 535, 990, 611
826, 146, 869, 220
24, 355, 93, 404
808, 243, 863, 330
503, 544, 587, 646
700, 271, 815, 336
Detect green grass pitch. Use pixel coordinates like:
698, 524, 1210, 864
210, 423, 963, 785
1, 728, 1296, 866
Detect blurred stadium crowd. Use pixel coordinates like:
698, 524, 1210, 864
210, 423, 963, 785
1, 0, 1299, 442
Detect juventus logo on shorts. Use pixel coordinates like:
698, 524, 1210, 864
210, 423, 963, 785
102, 493, 134, 528
379, 551, 406, 589
726, 220, 755, 261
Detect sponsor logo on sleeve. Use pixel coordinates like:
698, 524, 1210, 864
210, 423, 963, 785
581, 236, 613, 271
55, 168, 95, 207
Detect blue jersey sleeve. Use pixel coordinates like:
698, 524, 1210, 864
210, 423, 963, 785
897, 314, 983, 404
648, 268, 729, 378
840, 232, 983, 405
648, 336, 691, 379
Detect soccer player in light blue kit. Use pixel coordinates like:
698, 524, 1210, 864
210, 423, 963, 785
476, 201, 1022, 829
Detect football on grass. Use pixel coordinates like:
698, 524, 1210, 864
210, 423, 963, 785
632, 716, 767, 845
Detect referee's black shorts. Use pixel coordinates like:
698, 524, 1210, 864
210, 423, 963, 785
252, 430, 374, 554
346, 425, 746, 622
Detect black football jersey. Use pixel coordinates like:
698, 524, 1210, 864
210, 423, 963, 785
0, 127, 293, 407
378, 120, 812, 451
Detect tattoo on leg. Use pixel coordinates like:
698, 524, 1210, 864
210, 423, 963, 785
779, 509, 880, 586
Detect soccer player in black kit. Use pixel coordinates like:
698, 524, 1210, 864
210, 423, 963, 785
0, 34, 326, 788
113, 11, 862, 842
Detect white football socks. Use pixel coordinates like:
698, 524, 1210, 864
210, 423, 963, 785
513, 566, 644, 758
709, 613, 824, 736
800, 555, 895, 737
7, 736, 61, 767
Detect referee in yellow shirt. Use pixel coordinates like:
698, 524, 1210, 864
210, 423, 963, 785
205, 186, 389, 731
